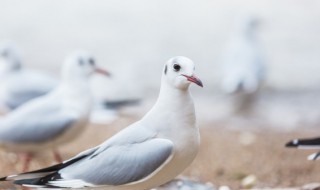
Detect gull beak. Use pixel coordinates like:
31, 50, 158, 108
181, 74, 203, 87
94, 67, 111, 77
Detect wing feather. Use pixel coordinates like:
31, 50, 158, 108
0, 103, 78, 143
9, 138, 173, 188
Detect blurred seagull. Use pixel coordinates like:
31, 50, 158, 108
0, 42, 58, 111
221, 15, 266, 112
0, 56, 203, 190
286, 137, 320, 160
0, 51, 110, 172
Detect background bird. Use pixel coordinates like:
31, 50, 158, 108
0, 51, 110, 172
0, 42, 136, 125
0, 42, 58, 112
220, 15, 266, 114
0, 56, 203, 190
286, 137, 320, 160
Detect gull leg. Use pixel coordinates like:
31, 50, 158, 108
21, 153, 33, 172
21, 186, 30, 190
52, 149, 63, 163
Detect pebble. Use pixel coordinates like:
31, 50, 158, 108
219, 185, 231, 190
241, 175, 257, 188
158, 178, 216, 190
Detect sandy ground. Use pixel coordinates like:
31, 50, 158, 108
0, 115, 319, 190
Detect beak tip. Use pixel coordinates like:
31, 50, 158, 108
182, 74, 203, 88
95, 68, 111, 77
195, 77, 203, 88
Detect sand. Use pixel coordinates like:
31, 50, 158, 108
0, 115, 319, 190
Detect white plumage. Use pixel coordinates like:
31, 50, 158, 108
1, 56, 203, 190
221, 15, 266, 113
0, 42, 58, 111
0, 51, 110, 171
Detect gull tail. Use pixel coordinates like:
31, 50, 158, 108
308, 152, 320, 161
13, 172, 63, 189
0, 147, 97, 188
0, 154, 87, 186
285, 137, 320, 149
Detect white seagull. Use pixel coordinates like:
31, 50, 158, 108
0, 42, 58, 111
286, 137, 320, 160
0, 51, 110, 172
0, 56, 203, 190
221, 15, 266, 112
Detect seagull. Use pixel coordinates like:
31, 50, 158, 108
286, 137, 320, 160
0, 42, 139, 115
0, 42, 58, 111
0, 56, 203, 190
220, 15, 266, 112
0, 51, 110, 172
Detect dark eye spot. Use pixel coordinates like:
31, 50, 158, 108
78, 58, 84, 65
89, 58, 95, 66
164, 65, 167, 75
1, 50, 8, 57
173, 64, 181, 72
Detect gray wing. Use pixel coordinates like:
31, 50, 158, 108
5, 90, 49, 109
50, 138, 173, 187
0, 105, 77, 143
4, 70, 57, 109
4, 147, 99, 182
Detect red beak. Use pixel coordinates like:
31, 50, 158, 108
94, 67, 111, 77
181, 74, 203, 87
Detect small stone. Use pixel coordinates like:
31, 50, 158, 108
176, 181, 184, 187
219, 185, 231, 190
159, 178, 216, 190
241, 175, 257, 189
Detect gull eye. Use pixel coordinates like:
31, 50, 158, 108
78, 58, 84, 66
173, 64, 181, 72
89, 58, 95, 66
1, 50, 8, 57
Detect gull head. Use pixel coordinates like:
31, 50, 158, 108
238, 15, 260, 37
62, 51, 110, 80
0, 42, 21, 72
163, 56, 203, 90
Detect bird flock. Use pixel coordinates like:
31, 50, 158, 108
0, 45, 204, 189
0, 15, 318, 190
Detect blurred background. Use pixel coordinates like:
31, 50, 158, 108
0, 0, 320, 189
